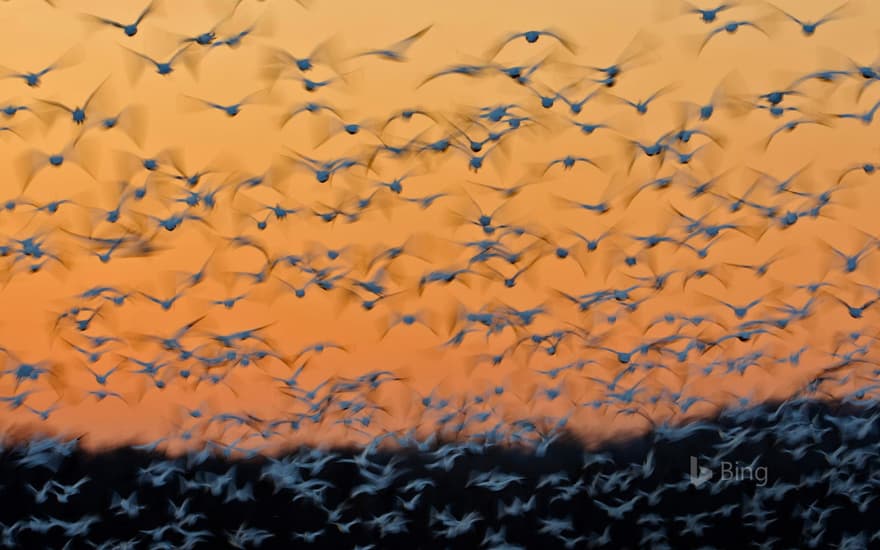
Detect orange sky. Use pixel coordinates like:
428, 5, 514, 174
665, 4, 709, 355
0, 0, 879, 453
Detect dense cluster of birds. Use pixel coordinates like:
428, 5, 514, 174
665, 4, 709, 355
1, 399, 880, 548
1, 0, 880, 545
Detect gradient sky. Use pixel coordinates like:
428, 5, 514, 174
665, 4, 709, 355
0, 0, 879, 453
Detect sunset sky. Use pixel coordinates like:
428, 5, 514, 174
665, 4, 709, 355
0, 0, 879, 453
